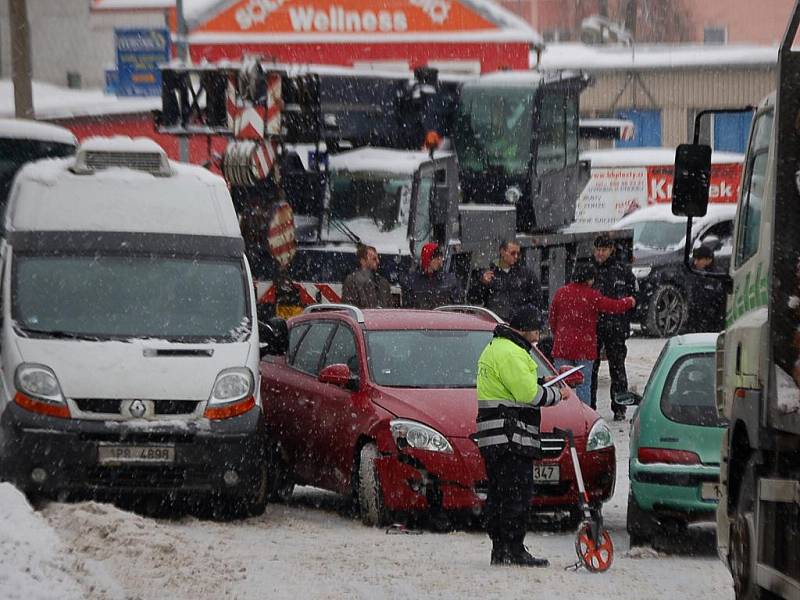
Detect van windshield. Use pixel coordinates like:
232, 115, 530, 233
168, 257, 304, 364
12, 254, 249, 342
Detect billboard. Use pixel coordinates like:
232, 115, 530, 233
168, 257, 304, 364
115, 28, 170, 97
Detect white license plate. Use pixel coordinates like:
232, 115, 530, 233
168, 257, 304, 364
533, 464, 560, 483
701, 482, 721, 501
97, 445, 175, 465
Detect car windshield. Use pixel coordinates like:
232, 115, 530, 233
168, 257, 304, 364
631, 220, 687, 251
365, 329, 554, 388
12, 254, 249, 342
454, 86, 535, 177
660, 352, 727, 427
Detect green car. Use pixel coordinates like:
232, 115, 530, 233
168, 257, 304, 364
626, 333, 727, 546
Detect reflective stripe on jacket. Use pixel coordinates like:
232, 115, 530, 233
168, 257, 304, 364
475, 328, 558, 456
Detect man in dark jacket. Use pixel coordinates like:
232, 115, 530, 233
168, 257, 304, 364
476, 305, 568, 567
590, 235, 637, 420
405, 242, 462, 309
685, 245, 726, 332
468, 240, 542, 321
342, 244, 393, 308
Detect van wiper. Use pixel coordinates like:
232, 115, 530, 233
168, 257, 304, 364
17, 326, 103, 341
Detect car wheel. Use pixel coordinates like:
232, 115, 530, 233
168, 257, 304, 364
644, 283, 687, 337
626, 493, 656, 547
357, 443, 390, 527
266, 441, 295, 503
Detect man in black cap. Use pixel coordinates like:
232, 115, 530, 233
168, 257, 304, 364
590, 234, 636, 420
475, 304, 568, 567
685, 245, 726, 332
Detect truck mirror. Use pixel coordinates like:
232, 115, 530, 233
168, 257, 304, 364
672, 143, 712, 218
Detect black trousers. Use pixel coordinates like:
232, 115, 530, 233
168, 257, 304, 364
481, 447, 534, 549
591, 332, 628, 413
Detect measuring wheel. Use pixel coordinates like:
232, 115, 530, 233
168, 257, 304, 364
575, 522, 614, 573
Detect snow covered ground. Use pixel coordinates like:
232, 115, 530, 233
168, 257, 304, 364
0, 336, 734, 600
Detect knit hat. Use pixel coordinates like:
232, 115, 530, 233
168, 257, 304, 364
692, 245, 714, 260
508, 304, 543, 332
420, 242, 441, 272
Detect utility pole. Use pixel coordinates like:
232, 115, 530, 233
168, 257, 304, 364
176, 0, 189, 162
9, 0, 34, 118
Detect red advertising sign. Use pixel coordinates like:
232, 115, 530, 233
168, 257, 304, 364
646, 163, 742, 205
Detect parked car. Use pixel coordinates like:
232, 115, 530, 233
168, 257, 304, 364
626, 333, 726, 546
613, 203, 736, 337
260, 304, 616, 527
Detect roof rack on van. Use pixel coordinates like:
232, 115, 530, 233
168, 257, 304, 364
303, 303, 366, 323
434, 305, 504, 324
70, 136, 172, 177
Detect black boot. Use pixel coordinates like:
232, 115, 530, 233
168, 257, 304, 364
490, 543, 511, 565
508, 544, 549, 567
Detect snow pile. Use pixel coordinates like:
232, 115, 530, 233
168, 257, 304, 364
0, 483, 84, 600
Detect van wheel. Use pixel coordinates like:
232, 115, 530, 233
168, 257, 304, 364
356, 443, 390, 527
266, 441, 295, 503
644, 283, 687, 337
212, 463, 268, 520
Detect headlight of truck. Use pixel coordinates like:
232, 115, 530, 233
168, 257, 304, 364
631, 266, 652, 279
15, 363, 64, 403
390, 419, 453, 453
586, 419, 614, 452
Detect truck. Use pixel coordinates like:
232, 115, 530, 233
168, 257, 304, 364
154, 59, 630, 314
670, 2, 800, 597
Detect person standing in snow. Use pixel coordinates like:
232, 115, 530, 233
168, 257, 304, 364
590, 235, 637, 420
475, 304, 568, 567
549, 261, 636, 406
467, 239, 542, 322
342, 244, 393, 308
404, 242, 462, 309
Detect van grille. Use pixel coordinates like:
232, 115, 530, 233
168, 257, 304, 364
73, 398, 199, 417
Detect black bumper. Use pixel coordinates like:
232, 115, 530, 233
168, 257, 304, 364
0, 402, 265, 497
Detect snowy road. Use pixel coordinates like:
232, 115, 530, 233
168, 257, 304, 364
2, 337, 735, 600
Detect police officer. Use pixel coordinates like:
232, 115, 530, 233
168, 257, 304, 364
590, 235, 636, 420
685, 245, 726, 332
475, 304, 568, 567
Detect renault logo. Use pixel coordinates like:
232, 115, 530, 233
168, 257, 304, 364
129, 400, 147, 418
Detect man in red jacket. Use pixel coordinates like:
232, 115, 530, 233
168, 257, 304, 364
548, 261, 636, 405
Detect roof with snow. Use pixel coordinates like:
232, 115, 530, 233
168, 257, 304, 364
613, 202, 737, 228
329, 148, 448, 176
540, 42, 778, 71
0, 119, 77, 146
0, 80, 159, 121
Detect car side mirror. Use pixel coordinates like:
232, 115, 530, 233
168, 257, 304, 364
259, 317, 289, 358
318, 363, 356, 388
672, 143, 712, 218
615, 391, 643, 406
558, 364, 584, 388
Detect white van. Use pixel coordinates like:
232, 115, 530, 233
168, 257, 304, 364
0, 137, 267, 516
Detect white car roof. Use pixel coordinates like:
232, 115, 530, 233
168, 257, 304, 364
582, 147, 744, 168
0, 118, 77, 146
613, 203, 737, 229
7, 152, 240, 238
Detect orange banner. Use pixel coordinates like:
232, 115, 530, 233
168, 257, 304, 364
193, 0, 498, 35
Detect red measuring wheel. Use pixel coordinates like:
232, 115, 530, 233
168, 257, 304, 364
575, 523, 614, 573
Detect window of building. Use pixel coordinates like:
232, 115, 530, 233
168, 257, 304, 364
704, 26, 727, 44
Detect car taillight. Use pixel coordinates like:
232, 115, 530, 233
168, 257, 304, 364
638, 447, 701, 465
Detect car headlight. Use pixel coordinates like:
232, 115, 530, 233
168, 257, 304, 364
631, 266, 652, 279
209, 368, 254, 404
586, 419, 614, 452
390, 419, 453, 453
15, 363, 64, 403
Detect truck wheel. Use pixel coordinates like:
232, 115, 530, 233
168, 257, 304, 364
729, 457, 773, 600
645, 283, 687, 337
626, 493, 656, 547
357, 443, 390, 527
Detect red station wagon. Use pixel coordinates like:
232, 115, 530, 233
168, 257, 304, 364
260, 305, 616, 526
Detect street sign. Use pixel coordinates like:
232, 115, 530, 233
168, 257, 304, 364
114, 28, 170, 97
